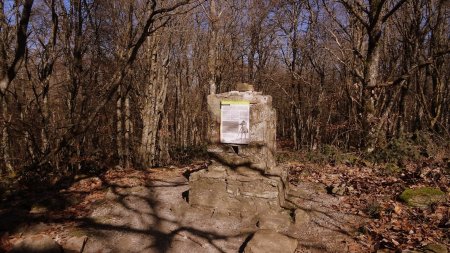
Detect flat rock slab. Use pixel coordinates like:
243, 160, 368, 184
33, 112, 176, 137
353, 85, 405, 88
256, 210, 293, 233
69, 175, 254, 253
62, 235, 88, 253
422, 243, 448, 253
189, 165, 285, 215
244, 229, 298, 253
11, 234, 62, 253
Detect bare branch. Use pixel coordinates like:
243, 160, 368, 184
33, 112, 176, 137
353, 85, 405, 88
0, 0, 34, 95
339, 0, 369, 28
382, 0, 408, 23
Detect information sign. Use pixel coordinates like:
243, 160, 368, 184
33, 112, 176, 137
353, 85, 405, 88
220, 100, 250, 144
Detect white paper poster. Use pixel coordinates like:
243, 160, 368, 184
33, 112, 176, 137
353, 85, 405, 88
220, 100, 250, 144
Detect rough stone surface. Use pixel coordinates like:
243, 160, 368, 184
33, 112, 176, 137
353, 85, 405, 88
189, 164, 286, 215
80, 176, 255, 253
422, 243, 448, 253
2, 166, 365, 253
62, 235, 88, 253
235, 166, 261, 176
188, 90, 296, 228
294, 209, 310, 226
256, 211, 292, 232
399, 187, 446, 208
82, 239, 112, 253
244, 229, 298, 253
11, 234, 62, 253
286, 181, 327, 199
207, 91, 276, 173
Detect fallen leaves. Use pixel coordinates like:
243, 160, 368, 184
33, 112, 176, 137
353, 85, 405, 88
393, 203, 402, 215
68, 177, 103, 193
287, 161, 449, 251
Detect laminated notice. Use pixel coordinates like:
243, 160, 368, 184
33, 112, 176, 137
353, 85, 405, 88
220, 100, 250, 144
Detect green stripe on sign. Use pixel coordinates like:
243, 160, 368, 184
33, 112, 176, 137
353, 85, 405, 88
221, 100, 249, 105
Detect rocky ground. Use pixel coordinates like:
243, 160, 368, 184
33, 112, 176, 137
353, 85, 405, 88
0, 159, 448, 253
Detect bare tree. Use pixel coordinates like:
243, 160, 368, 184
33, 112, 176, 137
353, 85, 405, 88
0, 0, 447, 179
0, 0, 34, 173
329, 0, 408, 151
207, 0, 220, 94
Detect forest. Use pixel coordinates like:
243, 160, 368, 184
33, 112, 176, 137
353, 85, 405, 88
0, 0, 448, 173
0, 0, 449, 252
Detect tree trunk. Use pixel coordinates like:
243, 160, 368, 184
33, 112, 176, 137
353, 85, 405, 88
1, 98, 12, 174
41, 83, 50, 153
116, 84, 124, 165
312, 74, 325, 150
124, 94, 131, 167
208, 0, 218, 94
0, 0, 34, 172
138, 39, 170, 167
362, 35, 381, 152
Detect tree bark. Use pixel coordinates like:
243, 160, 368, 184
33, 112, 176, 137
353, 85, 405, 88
124, 93, 131, 168
1, 98, 12, 174
138, 37, 170, 167
208, 0, 218, 94
116, 84, 124, 165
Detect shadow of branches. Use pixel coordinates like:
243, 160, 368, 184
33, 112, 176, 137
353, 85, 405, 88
0, 168, 250, 253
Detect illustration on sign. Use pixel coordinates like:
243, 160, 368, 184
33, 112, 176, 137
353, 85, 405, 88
220, 100, 250, 144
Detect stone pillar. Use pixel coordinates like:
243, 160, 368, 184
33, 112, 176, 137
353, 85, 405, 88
189, 84, 290, 216
206, 89, 277, 175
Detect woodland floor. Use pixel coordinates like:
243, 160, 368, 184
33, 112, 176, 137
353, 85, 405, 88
285, 158, 449, 252
0, 152, 448, 252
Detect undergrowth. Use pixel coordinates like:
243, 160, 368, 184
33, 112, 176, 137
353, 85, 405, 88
170, 145, 209, 165
276, 131, 450, 168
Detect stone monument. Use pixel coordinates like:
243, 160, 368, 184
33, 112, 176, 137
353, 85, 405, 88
189, 83, 292, 216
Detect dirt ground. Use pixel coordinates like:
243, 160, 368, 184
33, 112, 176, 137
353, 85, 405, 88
0, 160, 448, 252
0, 163, 368, 253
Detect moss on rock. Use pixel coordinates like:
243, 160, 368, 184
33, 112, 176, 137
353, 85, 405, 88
399, 187, 446, 208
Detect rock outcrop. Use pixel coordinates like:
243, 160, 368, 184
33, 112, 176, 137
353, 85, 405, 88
11, 234, 62, 253
243, 229, 298, 253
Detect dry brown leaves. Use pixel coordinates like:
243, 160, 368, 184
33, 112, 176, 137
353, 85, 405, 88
287, 161, 449, 252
